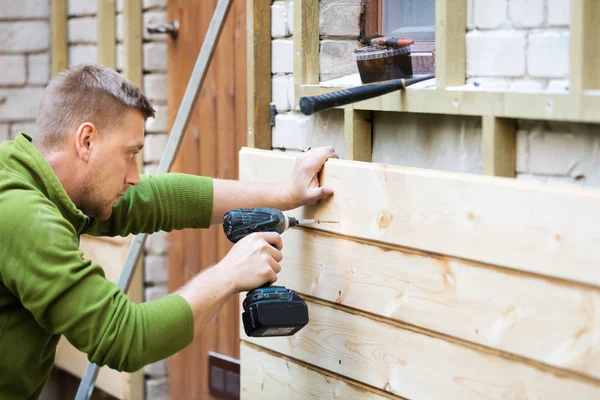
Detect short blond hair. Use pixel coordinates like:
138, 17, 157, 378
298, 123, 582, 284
35, 64, 155, 151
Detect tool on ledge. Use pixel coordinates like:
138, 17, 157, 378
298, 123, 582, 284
222, 208, 337, 337
299, 74, 435, 116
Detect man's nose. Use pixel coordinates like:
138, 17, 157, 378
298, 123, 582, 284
126, 158, 141, 186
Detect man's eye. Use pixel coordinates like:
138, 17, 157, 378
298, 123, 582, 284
129, 152, 137, 160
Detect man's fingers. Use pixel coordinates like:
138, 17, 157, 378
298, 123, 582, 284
258, 231, 283, 251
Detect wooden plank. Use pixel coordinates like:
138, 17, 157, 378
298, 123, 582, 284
276, 228, 600, 379
298, 84, 600, 124
344, 109, 372, 162
435, 0, 466, 89
97, 0, 116, 69
570, 0, 600, 92
239, 148, 600, 286
242, 300, 600, 399
123, 0, 142, 87
246, 0, 271, 149
241, 342, 401, 400
51, 0, 68, 75
293, 0, 319, 88
481, 116, 516, 177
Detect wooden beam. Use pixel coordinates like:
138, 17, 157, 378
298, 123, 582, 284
98, 0, 116, 69
481, 116, 516, 177
243, 300, 600, 399
298, 85, 600, 124
435, 0, 466, 89
239, 148, 600, 286
293, 0, 319, 92
247, 0, 271, 149
344, 109, 372, 162
123, 0, 142, 87
570, 0, 600, 92
51, 0, 68, 75
241, 342, 402, 400
277, 228, 600, 379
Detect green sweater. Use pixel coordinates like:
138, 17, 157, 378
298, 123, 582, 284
0, 133, 213, 399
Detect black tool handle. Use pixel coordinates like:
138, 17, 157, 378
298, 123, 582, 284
299, 74, 435, 116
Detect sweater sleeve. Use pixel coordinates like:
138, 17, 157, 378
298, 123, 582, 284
0, 190, 194, 372
85, 173, 213, 237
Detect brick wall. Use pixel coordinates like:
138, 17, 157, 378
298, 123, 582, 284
466, 0, 571, 92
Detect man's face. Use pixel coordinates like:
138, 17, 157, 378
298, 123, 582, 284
80, 109, 145, 220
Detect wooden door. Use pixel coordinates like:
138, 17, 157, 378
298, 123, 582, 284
166, 0, 247, 398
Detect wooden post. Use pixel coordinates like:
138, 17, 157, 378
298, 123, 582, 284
98, 0, 117, 69
481, 116, 516, 177
570, 0, 600, 93
435, 0, 467, 89
293, 0, 319, 90
51, 0, 68, 75
247, 0, 271, 149
344, 109, 372, 162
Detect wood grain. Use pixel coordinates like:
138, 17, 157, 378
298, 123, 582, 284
51, 0, 68, 75
570, 0, 600, 92
276, 228, 600, 379
97, 0, 116, 69
481, 116, 516, 177
297, 84, 600, 124
435, 0, 466, 88
247, 0, 271, 149
123, 0, 142, 87
344, 109, 372, 162
241, 342, 402, 400
293, 0, 319, 89
239, 148, 600, 286
242, 300, 600, 399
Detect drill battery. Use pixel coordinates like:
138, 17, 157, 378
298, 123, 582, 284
242, 286, 309, 337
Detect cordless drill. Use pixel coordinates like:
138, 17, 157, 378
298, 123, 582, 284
222, 208, 336, 337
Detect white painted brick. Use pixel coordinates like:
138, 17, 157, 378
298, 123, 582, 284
272, 75, 290, 111
271, 2, 289, 38
466, 77, 510, 89
272, 112, 313, 150
271, 39, 294, 73
0, 22, 50, 53
546, 79, 569, 93
547, 0, 571, 26
510, 78, 545, 92
466, 31, 525, 77
146, 105, 168, 133
28, 54, 50, 85
10, 122, 36, 138
319, 1, 361, 37
144, 42, 168, 72
144, 255, 168, 284
146, 377, 170, 400
320, 40, 359, 81
144, 359, 168, 377
143, 74, 167, 102
145, 231, 168, 255
0, 88, 45, 121
287, 74, 295, 110
528, 31, 569, 78
144, 0, 167, 9
68, 17, 97, 43
287, 0, 294, 35
0, 124, 9, 142
144, 133, 169, 162
116, 14, 124, 42
0, 0, 50, 18
116, 0, 124, 12
68, 45, 98, 67
144, 11, 168, 41
467, 0, 474, 30
68, 0, 97, 16
145, 286, 169, 302
0, 56, 26, 85
509, 0, 543, 28
144, 164, 159, 175
116, 43, 124, 70
473, 0, 509, 29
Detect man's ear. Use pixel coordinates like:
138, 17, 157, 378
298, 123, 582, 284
74, 122, 97, 162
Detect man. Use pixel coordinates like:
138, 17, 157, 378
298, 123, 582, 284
0, 64, 337, 399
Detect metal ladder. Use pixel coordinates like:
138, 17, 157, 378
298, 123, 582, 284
75, 0, 234, 397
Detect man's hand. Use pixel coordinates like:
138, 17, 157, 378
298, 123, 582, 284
217, 232, 283, 292
285, 146, 338, 209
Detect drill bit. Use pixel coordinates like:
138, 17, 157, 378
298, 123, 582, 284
296, 218, 339, 225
